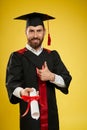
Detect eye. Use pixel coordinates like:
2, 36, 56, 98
37, 29, 42, 33
28, 29, 34, 33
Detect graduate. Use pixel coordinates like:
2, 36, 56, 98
6, 12, 72, 130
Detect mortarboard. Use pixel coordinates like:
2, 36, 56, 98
14, 12, 55, 45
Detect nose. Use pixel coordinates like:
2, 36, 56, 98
34, 31, 38, 38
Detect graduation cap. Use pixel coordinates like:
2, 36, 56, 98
14, 12, 55, 45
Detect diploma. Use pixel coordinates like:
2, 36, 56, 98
30, 88, 40, 120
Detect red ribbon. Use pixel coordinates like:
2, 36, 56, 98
21, 95, 40, 117
38, 79, 48, 130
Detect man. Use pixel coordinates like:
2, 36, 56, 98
6, 12, 72, 130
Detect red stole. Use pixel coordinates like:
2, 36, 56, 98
38, 78, 48, 130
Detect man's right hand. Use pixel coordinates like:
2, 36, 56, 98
20, 88, 33, 97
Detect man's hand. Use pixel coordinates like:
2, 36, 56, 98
36, 61, 55, 82
20, 88, 33, 97
20, 88, 39, 97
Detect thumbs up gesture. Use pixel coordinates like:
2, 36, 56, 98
36, 61, 55, 82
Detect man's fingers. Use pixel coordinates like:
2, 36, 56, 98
25, 88, 33, 92
44, 61, 48, 68
42, 65, 44, 69
36, 67, 41, 74
36, 67, 38, 74
36, 91, 39, 95
20, 88, 33, 96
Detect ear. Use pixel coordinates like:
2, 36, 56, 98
43, 27, 46, 36
25, 27, 29, 36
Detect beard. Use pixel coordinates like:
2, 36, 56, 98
28, 37, 44, 49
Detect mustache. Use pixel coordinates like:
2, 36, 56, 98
31, 38, 40, 40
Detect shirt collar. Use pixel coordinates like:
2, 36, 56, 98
26, 44, 43, 56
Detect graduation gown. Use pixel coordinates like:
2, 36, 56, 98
6, 48, 72, 130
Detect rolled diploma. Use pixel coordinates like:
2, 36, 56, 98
30, 88, 40, 120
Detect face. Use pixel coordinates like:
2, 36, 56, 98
26, 25, 45, 50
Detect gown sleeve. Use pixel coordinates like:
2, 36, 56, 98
52, 50, 72, 94
6, 52, 23, 104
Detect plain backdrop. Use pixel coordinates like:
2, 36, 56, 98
0, 0, 87, 130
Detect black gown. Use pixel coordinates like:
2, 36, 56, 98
6, 48, 72, 130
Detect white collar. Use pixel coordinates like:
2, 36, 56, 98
26, 44, 43, 56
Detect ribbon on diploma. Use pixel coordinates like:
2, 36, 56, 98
21, 95, 40, 117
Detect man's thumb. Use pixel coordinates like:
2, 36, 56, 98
44, 61, 47, 68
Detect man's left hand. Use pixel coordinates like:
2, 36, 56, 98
36, 61, 55, 82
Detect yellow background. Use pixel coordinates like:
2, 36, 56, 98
0, 0, 87, 130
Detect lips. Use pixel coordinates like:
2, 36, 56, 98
31, 38, 40, 43
33, 39, 39, 41
32, 38, 40, 41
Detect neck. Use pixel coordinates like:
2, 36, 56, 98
27, 43, 42, 51
26, 43, 43, 51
